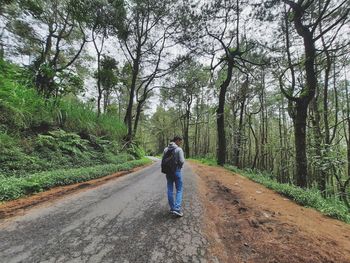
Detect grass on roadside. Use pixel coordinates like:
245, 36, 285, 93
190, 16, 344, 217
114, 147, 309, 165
191, 158, 350, 224
0, 158, 152, 202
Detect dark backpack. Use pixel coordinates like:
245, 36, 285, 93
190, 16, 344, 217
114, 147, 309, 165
161, 148, 177, 175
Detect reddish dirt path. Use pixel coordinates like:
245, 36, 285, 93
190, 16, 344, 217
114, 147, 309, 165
190, 161, 350, 263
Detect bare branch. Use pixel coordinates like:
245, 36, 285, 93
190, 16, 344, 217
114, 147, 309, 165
278, 66, 299, 102
56, 24, 87, 72
314, 8, 349, 42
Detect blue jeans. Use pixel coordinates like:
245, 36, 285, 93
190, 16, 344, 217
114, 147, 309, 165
166, 168, 183, 211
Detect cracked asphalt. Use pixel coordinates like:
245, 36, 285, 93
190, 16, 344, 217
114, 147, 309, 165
0, 161, 210, 263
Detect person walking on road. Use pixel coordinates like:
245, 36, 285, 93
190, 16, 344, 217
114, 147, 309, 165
161, 136, 185, 217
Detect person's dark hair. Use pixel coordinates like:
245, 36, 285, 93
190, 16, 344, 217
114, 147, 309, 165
172, 135, 183, 142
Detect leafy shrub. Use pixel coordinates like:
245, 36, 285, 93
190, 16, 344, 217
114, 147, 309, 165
0, 60, 126, 141
87, 134, 120, 154
36, 130, 89, 155
0, 78, 53, 133
0, 61, 140, 188
127, 143, 145, 159
0, 132, 44, 176
103, 153, 135, 164
0, 127, 137, 177
57, 98, 126, 140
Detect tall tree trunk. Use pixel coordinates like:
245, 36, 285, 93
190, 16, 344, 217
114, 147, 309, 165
344, 71, 350, 196
133, 99, 144, 137
194, 113, 199, 156
217, 60, 233, 165
35, 30, 53, 97
294, 100, 309, 187
194, 95, 200, 156
118, 96, 122, 121
0, 42, 4, 60
311, 91, 326, 194
183, 91, 193, 158
92, 27, 105, 117
124, 52, 140, 142
184, 107, 190, 158
96, 52, 102, 116
260, 72, 267, 170
233, 96, 246, 167
249, 115, 259, 170
103, 89, 111, 113
206, 104, 211, 156
278, 99, 284, 182
283, 1, 318, 188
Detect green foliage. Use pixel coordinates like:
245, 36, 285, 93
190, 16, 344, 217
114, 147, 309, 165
36, 130, 90, 156
0, 60, 131, 178
309, 146, 346, 173
70, 0, 127, 39
94, 56, 119, 92
57, 98, 126, 140
127, 143, 146, 159
0, 158, 151, 201
0, 60, 126, 140
228, 47, 238, 53
0, 132, 43, 176
56, 71, 85, 96
0, 61, 53, 132
5, 0, 91, 97
0, 128, 134, 177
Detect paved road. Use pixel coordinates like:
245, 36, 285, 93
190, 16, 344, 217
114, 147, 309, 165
0, 162, 210, 263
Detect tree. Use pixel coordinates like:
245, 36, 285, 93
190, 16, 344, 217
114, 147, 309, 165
279, 0, 349, 187
93, 55, 120, 114
161, 60, 209, 157
76, 0, 126, 116
0, 0, 15, 59
6, 0, 91, 97
120, 0, 190, 143
204, 0, 263, 165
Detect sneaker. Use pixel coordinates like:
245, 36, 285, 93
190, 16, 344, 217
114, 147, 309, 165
170, 209, 175, 214
172, 210, 183, 217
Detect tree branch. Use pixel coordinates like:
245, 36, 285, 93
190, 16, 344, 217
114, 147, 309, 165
314, 8, 349, 42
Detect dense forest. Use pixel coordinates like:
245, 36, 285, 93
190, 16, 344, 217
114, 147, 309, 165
0, 0, 349, 209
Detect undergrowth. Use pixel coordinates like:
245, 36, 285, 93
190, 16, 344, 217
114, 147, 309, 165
0, 129, 134, 177
0, 60, 127, 140
0, 158, 151, 201
0, 60, 143, 178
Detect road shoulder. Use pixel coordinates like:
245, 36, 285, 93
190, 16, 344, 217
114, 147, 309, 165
190, 160, 350, 263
